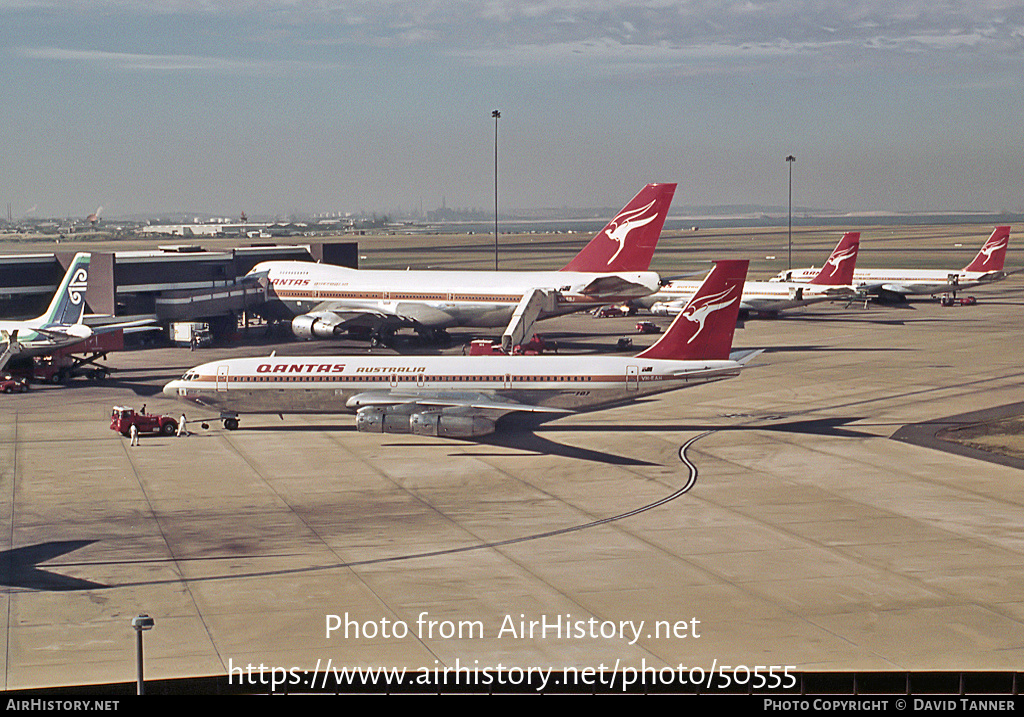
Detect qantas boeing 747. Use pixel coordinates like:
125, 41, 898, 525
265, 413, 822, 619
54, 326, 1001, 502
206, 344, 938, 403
164, 260, 757, 438
248, 183, 675, 350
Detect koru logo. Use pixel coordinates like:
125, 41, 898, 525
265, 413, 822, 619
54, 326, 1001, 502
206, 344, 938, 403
68, 268, 88, 305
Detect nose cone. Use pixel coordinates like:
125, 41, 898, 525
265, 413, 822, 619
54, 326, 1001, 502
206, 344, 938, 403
163, 380, 182, 398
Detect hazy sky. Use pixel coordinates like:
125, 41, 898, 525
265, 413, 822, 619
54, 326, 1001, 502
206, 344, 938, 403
2, 1, 1022, 218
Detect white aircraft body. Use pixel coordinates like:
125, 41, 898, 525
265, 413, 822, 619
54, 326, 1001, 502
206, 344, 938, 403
0, 253, 93, 372
774, 226, 1011, 301
164, 260, 756, 438
642, 232, 860, 316
250, 184, 676, 347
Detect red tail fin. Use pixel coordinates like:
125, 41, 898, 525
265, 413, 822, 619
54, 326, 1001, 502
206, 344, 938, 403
637, 260, 747, 361
963, 226, 1010, 272
808, 232, 860, 286
561, 183, 676, 272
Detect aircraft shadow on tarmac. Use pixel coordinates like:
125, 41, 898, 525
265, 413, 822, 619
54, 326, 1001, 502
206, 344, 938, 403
15, 418, 874, 592
453, 414, 874, 464
216, 413, 873, 466
0, 540, 105, 591
762, 345, 913, 354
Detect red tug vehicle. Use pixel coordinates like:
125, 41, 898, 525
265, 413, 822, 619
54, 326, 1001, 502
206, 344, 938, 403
110, 406, 178, 437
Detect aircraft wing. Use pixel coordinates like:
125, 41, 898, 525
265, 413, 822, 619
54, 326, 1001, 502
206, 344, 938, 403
309, 303, 458, 329
346, 391, 571, 415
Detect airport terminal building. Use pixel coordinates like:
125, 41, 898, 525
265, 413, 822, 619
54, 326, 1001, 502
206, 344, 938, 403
0, 241, 357, 340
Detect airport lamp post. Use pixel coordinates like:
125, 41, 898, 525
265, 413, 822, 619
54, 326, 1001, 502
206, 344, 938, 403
131, 614, 154, 695
786, 155, 796, 271
493, 109, 500, 271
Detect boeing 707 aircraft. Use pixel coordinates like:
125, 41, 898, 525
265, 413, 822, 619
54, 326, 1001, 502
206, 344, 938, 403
164, 259, 756, 438
775, 226, 1011, 302
642, 232, 860, 316
250, 183, 676, 349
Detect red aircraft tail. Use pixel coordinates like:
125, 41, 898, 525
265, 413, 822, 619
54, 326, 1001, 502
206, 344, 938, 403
807, 232, 860, 286
637, 259, 748, 361
963, 226, 1010, 273
561, 183, 676, 272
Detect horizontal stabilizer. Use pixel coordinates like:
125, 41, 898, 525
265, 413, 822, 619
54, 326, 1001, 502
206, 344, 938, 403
729, 348, 764, 365
576, 274, 659, 297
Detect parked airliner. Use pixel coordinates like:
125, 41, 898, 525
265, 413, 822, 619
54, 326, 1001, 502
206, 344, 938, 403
641, 232, 860, 316
164, 260, 756, 438
0, 253, 93, 372
775, 226, 1011, 302
249, 183, 676, 348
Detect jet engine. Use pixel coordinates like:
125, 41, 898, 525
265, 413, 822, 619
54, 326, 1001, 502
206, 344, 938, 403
291, 313, 342, 340
355, 406, 415, 434
409, 410, 496, 438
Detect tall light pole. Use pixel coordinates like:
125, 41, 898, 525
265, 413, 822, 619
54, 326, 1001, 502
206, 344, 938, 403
786, 155, 796, 271
492, 109, 501, 271
131, 614, 154, 695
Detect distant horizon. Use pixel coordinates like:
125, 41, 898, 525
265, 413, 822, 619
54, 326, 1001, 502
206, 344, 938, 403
6, 205, 1022, 238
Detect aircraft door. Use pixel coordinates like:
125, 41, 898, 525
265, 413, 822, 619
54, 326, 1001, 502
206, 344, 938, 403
216, 364, 229, 392
626, 365, 639, 392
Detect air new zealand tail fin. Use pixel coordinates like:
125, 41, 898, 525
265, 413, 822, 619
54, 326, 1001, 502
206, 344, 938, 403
38, 253, 90, 327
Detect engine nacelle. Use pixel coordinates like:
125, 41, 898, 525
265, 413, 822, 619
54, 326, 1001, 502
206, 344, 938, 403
410, 411, 496, 438
291, 313, 341, 340
355, 406, 415, 434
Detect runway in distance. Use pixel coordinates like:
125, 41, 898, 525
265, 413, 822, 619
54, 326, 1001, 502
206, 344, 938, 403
164, 260, 757, 438
774, 226, 1012, 302
0, 253, 93, 372
639, 232, 861, 316
249, 183, 676, 350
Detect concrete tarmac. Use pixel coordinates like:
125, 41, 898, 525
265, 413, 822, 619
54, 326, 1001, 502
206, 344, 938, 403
1, 226, 1023, 691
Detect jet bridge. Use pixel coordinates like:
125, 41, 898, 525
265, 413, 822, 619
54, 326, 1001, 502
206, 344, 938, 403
501, 288, 557, 352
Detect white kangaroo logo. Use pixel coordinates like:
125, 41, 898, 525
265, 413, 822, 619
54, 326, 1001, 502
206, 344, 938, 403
603, 200, 658, 265
823, 246, 856, 277
979, 239, 1007, 265
681, 285, 738, 344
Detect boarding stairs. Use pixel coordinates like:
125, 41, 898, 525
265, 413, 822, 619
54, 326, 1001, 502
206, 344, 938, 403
502, 288, 557, 352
